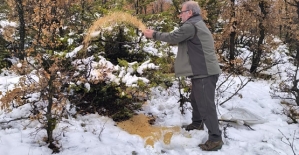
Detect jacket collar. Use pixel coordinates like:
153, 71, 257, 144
186, 14, 202, 22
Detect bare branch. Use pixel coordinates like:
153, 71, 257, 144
219, 76, 252, 106
0, 116, 29, 124
98, 120, 108, 142
219, 119, 255, 130
278, 129, 297, 155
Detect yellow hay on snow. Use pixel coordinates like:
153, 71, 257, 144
83, 11, 146, 48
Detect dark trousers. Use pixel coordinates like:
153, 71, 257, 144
190, 74, 222, 141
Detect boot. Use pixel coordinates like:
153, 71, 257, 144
182, 122, 204, 131
199, 140, 224, 151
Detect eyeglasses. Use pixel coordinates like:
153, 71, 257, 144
179, 10, 189, 14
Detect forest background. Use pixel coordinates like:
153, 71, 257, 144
0, 0, 299, 153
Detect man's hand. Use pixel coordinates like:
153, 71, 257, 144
142, 29, 155, 39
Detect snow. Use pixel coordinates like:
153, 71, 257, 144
0, 71, 298, 154
66, 45, 83, 58
137, 60, 159, 75
0, 38, 298, 155
0, 20, 17, 33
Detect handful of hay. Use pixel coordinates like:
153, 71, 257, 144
83, 11, 146, 48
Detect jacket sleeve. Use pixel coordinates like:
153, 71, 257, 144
153, 22, 195, 44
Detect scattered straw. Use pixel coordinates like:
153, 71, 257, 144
83, 11, 146, 48
117, 114, 181, 147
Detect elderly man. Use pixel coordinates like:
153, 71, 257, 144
143, 0, 223, 151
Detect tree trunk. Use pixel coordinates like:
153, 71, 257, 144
160, 1, 163, 12
15, 0, 25, 60
295, 42, 299, 63
46, 74, 55, 144
135, 0, 139, 14
294, 1, 299, 106
250, 1, 268, 73
229, 0, 236, 68
144, 6, 147, 14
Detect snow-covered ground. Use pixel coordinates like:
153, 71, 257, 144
0, 71, 298, 155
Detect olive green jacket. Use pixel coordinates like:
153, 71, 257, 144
153, 15, 221, 78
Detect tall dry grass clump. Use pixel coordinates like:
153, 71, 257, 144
83, 11, 146, 49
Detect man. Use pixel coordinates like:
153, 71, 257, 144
142, 1, 223, 151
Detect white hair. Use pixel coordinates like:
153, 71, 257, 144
182, 1, 201, 15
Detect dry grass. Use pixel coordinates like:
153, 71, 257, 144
83, 11, 146, 48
